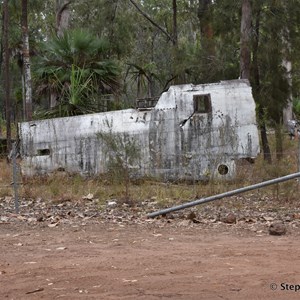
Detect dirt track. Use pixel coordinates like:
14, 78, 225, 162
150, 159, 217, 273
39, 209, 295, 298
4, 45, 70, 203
1, 220, 300, 300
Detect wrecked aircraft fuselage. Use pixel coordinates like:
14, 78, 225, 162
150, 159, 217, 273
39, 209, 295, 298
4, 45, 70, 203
19, 79, 260, 180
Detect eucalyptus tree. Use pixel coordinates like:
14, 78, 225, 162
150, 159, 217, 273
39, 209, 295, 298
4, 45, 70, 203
70, 0, 136, 58
251, 0, 295, 160
21, 0, 32, 121
2, 0, 11, 151
251, 1, 271, 162
239, 0, 251, 80
0, 0, 56, 125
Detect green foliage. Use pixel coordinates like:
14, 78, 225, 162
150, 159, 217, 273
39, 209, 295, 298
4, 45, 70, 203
97, 129, 141, 200
293, 97, 300, 120
33, 29, 121, 118
2, 0, 300, 155
97, 130, 141, 179
34, 65, 97, 118
251, 0, 291, 125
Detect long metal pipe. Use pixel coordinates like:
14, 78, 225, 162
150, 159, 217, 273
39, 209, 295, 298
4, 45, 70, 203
147, 172, 300, 218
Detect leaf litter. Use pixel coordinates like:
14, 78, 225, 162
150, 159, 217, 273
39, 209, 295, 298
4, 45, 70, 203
0, 193, 300, 235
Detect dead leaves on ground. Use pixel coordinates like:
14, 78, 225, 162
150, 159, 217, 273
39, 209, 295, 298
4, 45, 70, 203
0, 194, 299, 235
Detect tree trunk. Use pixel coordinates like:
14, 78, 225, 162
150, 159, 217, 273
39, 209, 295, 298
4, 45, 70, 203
3, 0, 11, 152
240, 0, 252, 79
53, 0, 71, 107
172, 0, 178, 46
275, 124, 283, 161
22, 0, 32, 121
282, 46, 293, 127
252, 7, 272, 163
56, 0, 71, 36
261, 128, 271, 162
281, 3, 293, 126
198, 0, 213, 39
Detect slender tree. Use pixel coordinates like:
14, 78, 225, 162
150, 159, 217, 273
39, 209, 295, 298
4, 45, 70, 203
198, 0, 213, 39
239, 0, 251, 79
172, 0, 178, 47
251, 7, 271, 163
282, 2, 293, 126
21, 0, 33, 120
3, 0, 11, 152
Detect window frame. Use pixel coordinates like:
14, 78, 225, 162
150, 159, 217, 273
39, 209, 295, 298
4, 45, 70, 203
193, 94, 212, 114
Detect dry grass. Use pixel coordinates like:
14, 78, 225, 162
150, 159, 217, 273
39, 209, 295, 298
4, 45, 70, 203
0, 133, 300, 209
0, 159, 13, 198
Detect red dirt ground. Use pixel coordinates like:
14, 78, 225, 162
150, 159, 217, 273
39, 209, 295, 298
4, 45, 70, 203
1, 221, 300, 300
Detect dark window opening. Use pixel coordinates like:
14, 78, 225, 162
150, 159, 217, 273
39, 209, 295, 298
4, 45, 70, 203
37, 149, 50, 156
193, 94, 212, 113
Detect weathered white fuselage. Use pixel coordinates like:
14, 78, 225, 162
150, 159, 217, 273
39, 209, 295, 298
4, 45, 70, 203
19, 79, 260, 180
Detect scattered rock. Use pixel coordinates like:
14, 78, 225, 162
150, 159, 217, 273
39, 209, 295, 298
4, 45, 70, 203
292, 213, 300, 220
178, 220, 191, 227
82, 193, 94, 201
36, 215, 44, 222
268, 222, 287, 236
263, 216, 274, 222
48, 222, 59, 228
244, 218, 256, 224
27, 217, 37, 223
56, 247, 67, 251
107, 201, 117, 208
221, 212, 236, 224
186, 211, 197, 221
0, 216, 9, 222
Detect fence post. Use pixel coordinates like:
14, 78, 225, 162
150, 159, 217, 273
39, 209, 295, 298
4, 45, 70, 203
12, 142, 19, 214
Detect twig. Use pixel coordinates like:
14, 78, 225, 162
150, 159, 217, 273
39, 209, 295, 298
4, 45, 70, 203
25, 288, 44, 295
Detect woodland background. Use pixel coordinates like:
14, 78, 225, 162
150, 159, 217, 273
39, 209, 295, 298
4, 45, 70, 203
1, 0, 300, 163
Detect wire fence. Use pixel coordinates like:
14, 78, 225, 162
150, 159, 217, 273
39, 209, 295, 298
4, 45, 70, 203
0, 143, 22, 214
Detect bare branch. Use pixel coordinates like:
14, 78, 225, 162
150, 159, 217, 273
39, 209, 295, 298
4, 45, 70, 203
129, 0, 175, 43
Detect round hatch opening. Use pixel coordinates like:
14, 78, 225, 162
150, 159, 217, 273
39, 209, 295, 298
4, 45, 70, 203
218, 164, 229, 175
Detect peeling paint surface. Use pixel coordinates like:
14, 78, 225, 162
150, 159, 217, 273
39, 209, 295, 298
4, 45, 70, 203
19, 79, 260, 180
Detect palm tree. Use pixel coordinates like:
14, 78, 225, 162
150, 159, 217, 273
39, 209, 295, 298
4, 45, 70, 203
33, 29, 120, 118
126, 62, 160, 99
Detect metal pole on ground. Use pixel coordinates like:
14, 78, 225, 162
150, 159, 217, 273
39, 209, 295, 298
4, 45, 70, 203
147, 172, 300, 218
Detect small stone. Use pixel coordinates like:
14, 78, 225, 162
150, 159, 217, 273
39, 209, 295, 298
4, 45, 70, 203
0, 216, 9, 222
28, 217, 37, 223
178, 220, 190, 227
292, 213, 300, 220
186, 211, 197, 221
269, 222, 287, 236
221, 212, 236, 224
36, 215, 44, 222
263, 216, 274, 222
82, 193, 94, 201
107, 201, 117, 208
